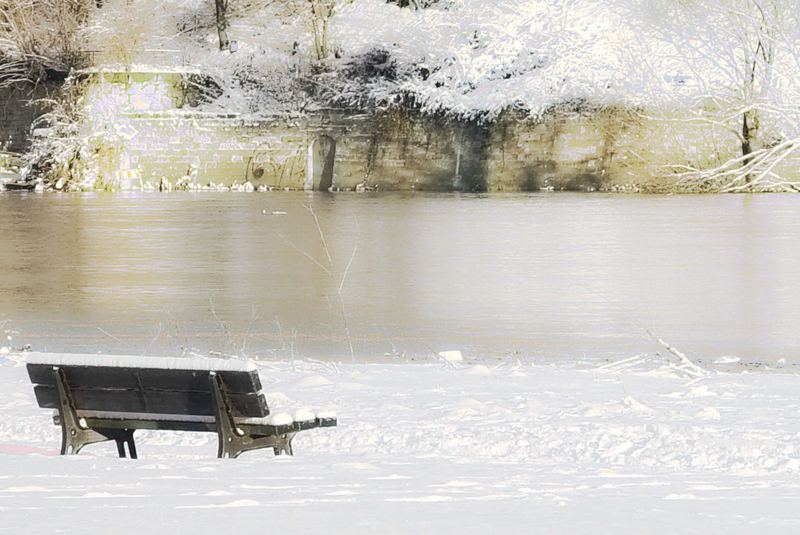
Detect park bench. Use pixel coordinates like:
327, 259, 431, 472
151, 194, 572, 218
26, 353, 336, 459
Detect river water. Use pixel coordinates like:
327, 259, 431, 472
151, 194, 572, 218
0, 192, 797, 363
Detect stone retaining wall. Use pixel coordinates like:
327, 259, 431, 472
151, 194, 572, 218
80, 70, 754, 191
0, 84, 57, 152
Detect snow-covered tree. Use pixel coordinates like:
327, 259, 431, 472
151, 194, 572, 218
309, 0, 341, 60
215, 0, 229, 50
327, 0, 633, 119
628, 0, 800, 191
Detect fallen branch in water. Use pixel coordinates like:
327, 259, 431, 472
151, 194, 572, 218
667, 136, 800, 193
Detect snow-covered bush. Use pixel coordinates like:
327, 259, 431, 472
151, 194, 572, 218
0, 0, 92, 87
22, 78, 124, 190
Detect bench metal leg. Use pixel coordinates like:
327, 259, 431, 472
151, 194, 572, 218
273, 433, 295, 456
126, 433, 138, 459
111, 430, 137, 459
59, 425, 109, 456
115, 438, 126, 458
210, 373, 294, 459
54, 368, 138, 458
55, 368, 113, 456
210, 373, 246, 459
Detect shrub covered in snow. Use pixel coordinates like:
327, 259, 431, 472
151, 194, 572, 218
0, 0, 92, 88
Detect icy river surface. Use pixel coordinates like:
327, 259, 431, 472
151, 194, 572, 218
0, 191, 798, 362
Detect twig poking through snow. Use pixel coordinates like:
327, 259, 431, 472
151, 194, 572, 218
647, 330, 708, 379
594, 354, 649, 375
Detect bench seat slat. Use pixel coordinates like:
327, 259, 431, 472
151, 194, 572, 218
34, 385, 268, 418
55, 413, 336, 436
27, 364, 262, 395
78, 417, 217, 433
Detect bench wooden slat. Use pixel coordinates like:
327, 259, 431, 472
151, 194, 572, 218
34, 385, 268, 418
76, 417, 217, 433
27, 364, 262, 395
62, 416, 336, 435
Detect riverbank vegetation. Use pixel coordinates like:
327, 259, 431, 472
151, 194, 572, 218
0, 0, 90, 88
1, 0, 799, 192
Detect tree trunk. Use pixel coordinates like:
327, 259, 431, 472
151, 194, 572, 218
310, 1, 334, 60
741, 109, 759, 184
215, 0, 229, 51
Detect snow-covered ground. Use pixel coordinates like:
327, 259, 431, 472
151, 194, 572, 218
2, 351, 800, 533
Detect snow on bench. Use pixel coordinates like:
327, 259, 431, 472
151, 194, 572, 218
26, 352, 258, 372
26, 352, 336, 459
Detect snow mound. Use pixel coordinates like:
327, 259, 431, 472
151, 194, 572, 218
622, 396, 655, 416
713, 356, 741, 364
293, 409, 316, 422
695, 407, 721, 420
462, 365, 492, 377
264, 413, 294, 426
438, 350, 463, 363
294, 375, 334, 388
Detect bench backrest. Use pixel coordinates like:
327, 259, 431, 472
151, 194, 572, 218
27, 359, 269, 419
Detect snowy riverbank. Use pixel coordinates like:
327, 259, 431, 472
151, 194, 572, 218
2, 352, 800, 533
